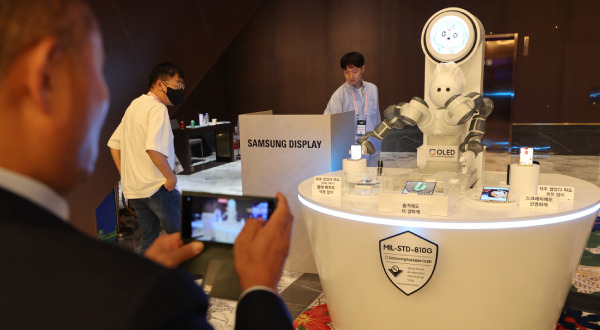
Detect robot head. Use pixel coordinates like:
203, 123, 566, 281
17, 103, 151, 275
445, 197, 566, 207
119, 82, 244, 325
431, 17, 468, 55
428, 62, 466, 108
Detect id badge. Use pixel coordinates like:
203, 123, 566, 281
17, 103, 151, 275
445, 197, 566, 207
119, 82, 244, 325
357, 119, 366, 135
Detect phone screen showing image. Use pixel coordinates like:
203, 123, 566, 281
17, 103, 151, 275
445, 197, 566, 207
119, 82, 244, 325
480, 187, 509, 202
519, 147, 533, 166
402, 181, 437, 195
181, 192, 276, 244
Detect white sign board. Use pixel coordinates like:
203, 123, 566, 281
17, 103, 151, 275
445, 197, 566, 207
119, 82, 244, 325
537, 185, 575, 200
312, 176, 341, 197
240, 110, 354, 273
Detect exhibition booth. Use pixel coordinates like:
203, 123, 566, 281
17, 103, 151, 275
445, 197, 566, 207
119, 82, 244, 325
292, 7, 600, 328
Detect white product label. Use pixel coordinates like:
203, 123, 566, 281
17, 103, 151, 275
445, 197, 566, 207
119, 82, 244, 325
537, 185, 575, 200
380, 231, 438, 296
520, 195, 559, 210
400, 202, 425, 216
426, 145, 459, 162
312, 176, 341, 197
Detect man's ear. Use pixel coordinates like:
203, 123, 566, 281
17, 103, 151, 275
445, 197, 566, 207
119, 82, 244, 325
23, 38, 60, 115
361, 65, 365, 73
156, 80, 165, 93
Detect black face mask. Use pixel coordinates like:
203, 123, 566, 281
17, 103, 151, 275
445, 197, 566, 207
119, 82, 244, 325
165, 87, 185, 106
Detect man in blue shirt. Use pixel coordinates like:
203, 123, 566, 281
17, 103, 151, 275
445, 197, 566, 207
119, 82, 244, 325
324, 52, 382, 166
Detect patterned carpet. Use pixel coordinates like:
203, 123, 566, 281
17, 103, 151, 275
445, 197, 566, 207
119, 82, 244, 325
294, 218, 600, 330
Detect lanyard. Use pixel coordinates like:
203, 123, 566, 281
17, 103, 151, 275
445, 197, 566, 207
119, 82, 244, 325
147, 92, 160, 102
345, 82, 367, 118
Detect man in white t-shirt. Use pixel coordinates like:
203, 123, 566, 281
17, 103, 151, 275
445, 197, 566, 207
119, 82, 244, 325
108, 62, 186, 254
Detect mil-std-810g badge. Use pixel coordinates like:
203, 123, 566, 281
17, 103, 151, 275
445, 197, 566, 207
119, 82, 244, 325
379, 231, 438, 295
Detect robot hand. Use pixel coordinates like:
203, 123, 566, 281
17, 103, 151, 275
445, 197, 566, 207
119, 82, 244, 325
357, 133, 376, 155
459, 150, 476, 174
444, 92, 483, 126
383, 104, 406, 129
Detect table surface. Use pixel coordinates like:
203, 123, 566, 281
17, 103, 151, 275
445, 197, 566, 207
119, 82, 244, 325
298, 169, 600, 226
174, 121, 231, 131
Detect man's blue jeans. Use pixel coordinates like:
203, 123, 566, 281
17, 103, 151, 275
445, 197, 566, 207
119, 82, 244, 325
129, 186, 181, 254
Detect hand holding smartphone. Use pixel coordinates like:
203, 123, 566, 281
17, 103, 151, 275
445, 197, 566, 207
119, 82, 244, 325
178, 192, 278, 300
181, 192, 277, 245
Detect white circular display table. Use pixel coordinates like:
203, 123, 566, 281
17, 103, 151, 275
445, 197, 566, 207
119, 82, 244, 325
298, 170, 600, 330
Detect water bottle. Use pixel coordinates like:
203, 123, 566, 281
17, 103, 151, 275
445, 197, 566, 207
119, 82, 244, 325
204, 113, 209, 125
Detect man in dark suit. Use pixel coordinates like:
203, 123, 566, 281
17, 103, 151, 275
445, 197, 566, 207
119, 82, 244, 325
0, 0, 294, 329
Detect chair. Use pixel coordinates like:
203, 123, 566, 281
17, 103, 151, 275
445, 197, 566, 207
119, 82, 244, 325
189, 138, 204, 162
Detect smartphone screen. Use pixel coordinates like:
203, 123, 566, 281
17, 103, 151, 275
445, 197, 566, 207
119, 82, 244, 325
181, 192, 276, 244
402, 181, 437, 195
519, 147, 533, 166
480, 187, 509, 202
350, 144, 362, 160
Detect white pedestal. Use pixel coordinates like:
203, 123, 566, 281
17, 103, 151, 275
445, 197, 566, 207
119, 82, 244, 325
299, 171, 600, 329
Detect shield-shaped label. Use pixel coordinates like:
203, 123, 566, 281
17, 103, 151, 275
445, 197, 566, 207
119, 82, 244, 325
380, 231, 438, 295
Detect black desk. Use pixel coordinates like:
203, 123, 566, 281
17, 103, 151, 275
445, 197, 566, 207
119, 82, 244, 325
173, 122, 234, 175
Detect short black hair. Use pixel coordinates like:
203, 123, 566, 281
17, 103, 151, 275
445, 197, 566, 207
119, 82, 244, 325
148, 62, 184, 88
0, 0, 98, 76
340, 52, 364, 70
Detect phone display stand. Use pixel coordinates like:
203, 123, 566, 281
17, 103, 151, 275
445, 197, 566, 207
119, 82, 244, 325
374, 168, 460, 216
379, 192, 450, 216
463, 187, 517, 209
509, 163, 540, 197
343, 166, 381, 196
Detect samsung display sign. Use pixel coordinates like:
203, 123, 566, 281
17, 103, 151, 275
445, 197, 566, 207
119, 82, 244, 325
247, 139, 322, 149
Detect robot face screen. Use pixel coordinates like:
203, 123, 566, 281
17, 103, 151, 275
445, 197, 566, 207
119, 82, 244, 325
430, 15, 469, 55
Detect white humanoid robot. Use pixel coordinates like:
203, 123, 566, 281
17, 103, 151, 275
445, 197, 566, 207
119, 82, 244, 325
358, 7, 493, 188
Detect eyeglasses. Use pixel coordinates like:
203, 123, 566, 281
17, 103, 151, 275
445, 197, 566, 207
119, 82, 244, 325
162, 80, 185, 90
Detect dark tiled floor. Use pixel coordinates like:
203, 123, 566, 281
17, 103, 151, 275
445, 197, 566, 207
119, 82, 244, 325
112, 214, 323, 320
280, 273, 323, 319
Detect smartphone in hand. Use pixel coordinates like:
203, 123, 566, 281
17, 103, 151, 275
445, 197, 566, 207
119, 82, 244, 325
180, 192, 277, 245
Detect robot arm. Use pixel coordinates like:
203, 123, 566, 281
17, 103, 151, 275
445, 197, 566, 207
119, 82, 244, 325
444, 92, 483, 126
357, 103, 406, 155
398, 97, 431, 126
458, 97, 493, 174
357, 97, 432, 156
459, 97, 494, 155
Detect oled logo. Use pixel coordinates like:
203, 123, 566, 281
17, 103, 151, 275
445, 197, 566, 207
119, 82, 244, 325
427, 146, 459, 162
430, 149, 456, 156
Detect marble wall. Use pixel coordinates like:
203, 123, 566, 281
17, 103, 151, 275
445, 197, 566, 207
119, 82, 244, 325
512, 124, 600, 155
